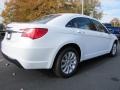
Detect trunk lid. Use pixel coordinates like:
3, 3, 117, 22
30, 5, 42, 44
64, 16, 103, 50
4, 22, 47, 42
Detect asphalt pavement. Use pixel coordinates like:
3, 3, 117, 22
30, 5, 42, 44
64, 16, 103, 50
0, 40, 120, 90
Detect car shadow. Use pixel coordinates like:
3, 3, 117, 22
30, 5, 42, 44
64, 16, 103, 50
36, 54, 119, 78
77, 54, 112, 73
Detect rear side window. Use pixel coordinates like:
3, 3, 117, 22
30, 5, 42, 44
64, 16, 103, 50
31, 14, 60, 24
66, 17, 97, 30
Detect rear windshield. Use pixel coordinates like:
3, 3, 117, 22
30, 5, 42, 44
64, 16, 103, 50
31, 14, 60, 24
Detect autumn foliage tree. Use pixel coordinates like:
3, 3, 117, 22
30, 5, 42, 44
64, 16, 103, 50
2, 0, 72, 23
83, 0, 102, 19
1, 0, 102, 23
111, 18, 120, 27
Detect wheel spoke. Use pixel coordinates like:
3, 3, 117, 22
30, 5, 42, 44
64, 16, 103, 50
70, 53, 75, 59
67, 66, 70, 74
61, 62, 66, 68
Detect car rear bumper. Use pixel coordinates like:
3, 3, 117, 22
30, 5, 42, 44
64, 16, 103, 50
2, 52, 23, 68
1, 41, 54, 69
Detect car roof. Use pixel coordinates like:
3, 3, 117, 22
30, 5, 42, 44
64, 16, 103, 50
53, 13, 97, 20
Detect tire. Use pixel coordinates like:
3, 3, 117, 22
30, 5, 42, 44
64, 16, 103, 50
53, 46, 80, 78
109, 42, 117, 57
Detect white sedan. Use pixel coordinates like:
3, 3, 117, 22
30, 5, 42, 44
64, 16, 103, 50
1, 13, 118, 78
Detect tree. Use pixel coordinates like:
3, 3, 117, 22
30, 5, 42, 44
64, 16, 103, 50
83, 0, 102, 19
1, 0, 57, 23
1, 0, 102, 23
111, 18, 120, 27
2, 0, 70, 23
64, 0, 102, 19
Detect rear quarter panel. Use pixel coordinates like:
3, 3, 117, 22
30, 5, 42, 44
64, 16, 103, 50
44, 26, 85, 68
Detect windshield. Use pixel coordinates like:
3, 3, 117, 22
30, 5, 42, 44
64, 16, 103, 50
31, 14, 61, 24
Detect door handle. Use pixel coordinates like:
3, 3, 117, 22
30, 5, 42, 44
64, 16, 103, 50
76, 30, 85, 34
77, 30, 81, 33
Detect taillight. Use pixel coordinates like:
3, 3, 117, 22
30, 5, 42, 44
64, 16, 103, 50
21, 28, 48, 39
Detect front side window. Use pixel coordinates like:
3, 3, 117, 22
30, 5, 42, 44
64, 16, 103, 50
66, 17, 97, 31
91, 19, 108, 33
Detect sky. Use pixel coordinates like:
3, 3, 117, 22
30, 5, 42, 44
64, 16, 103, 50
0, 0, 120, 23
100, 0, 120, 23
0, 0, 5, 23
